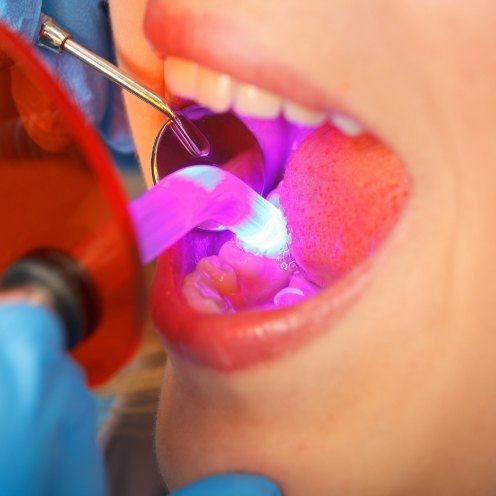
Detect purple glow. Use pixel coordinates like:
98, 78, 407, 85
128, 166, 289, 264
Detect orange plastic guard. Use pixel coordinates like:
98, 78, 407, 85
0, 22, 145, 386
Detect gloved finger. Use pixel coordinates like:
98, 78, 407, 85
7, 0, 111, 152
0, 302, 105, 495
0, 302, 64, 475
99, 83, 135, 155
52, 358, 105, 496
170, 474, 281, 496
0, 1, 41, 68
9, 61, 74, 152
0, 0, 42, 41
0, 301, 63, 355
41, 0, 111, 127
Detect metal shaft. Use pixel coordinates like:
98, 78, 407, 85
37, 14, 210, 158
63, 38, 175, 120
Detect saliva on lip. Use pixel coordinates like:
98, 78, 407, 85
128, 165, 290, 264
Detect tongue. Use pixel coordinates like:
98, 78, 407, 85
280, 124, 410, 287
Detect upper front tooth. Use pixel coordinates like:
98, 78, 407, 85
197, 66, 233, 113
330, 112, 364, 137
165, 57, 362, 131
164, 57, 199, 100
233, 83, 282, 118
283, 101, 326, 126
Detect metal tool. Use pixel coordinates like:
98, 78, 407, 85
37, 14, 210, 158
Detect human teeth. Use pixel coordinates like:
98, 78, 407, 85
164, 57, 326, 124
273, 275, 320, 307
283, 101, 326, 127
163, 57, 198, 100
330, 112, 364, 137
197, 66, 233, 113
164, 57, 366, 134
182, 270, 231, 314
233, 83, 282, 118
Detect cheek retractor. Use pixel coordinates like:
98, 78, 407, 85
128, 166, 289, 263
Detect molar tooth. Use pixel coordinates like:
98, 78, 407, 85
197, 256, 238, 295
283, 101, 326, 126
197, 66, 234, 113
330, 112, 365, 137
182, 272, 229, 314
233, 83, 282, 118
164, 57, 199, 100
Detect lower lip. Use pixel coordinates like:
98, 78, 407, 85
150, 244, 371, 371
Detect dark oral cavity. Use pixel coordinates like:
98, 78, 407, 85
177, 113, 410, 314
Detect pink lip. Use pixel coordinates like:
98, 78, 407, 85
144, 0, 330, 111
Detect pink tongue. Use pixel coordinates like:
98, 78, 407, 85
280, 124, 410, 287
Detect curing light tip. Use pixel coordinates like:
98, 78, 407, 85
233, 197, 290, 258
129, 166, 289, 264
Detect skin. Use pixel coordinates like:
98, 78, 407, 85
109, 1, 496, 494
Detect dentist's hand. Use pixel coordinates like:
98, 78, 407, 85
0, 0, 133, 155
170, 474, 281, 496
0, 302, 105, 496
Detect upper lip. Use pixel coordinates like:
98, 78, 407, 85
144, 2, 383, 372
144, 1, 332, 111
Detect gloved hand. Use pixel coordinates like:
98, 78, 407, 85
0, 302, 105, 496
170, 474, 281, 496
0, 0, 134, 155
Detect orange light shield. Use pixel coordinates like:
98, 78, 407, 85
0, 23, 144, 386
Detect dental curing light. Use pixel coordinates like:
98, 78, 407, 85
129, 165, 289, 262
0, 23, 286, 385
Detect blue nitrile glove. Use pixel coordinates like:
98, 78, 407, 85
0, 0, 134, 155
170, 474, 281, 496
0, 302, 105, 496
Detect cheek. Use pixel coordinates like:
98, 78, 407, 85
110, 0, 167, 185
280, 125, 410, 287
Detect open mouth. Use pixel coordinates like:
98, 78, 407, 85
145, 9, 410, 372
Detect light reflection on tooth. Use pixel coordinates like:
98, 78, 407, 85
330, 112, 364, 137
165, 57, 365, 130
283, 101, 326, 126
234, 83, 282, 118
164, 57, 199, 100
197, 66, 234, 113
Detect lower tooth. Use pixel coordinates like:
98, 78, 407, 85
182, 271, 230, 314
267, 181, 283, 209
273, 274, 320, 307
273, 287, 305, 306
182, 180, 322, 312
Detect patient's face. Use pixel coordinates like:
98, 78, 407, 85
110, 0, 496, 494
